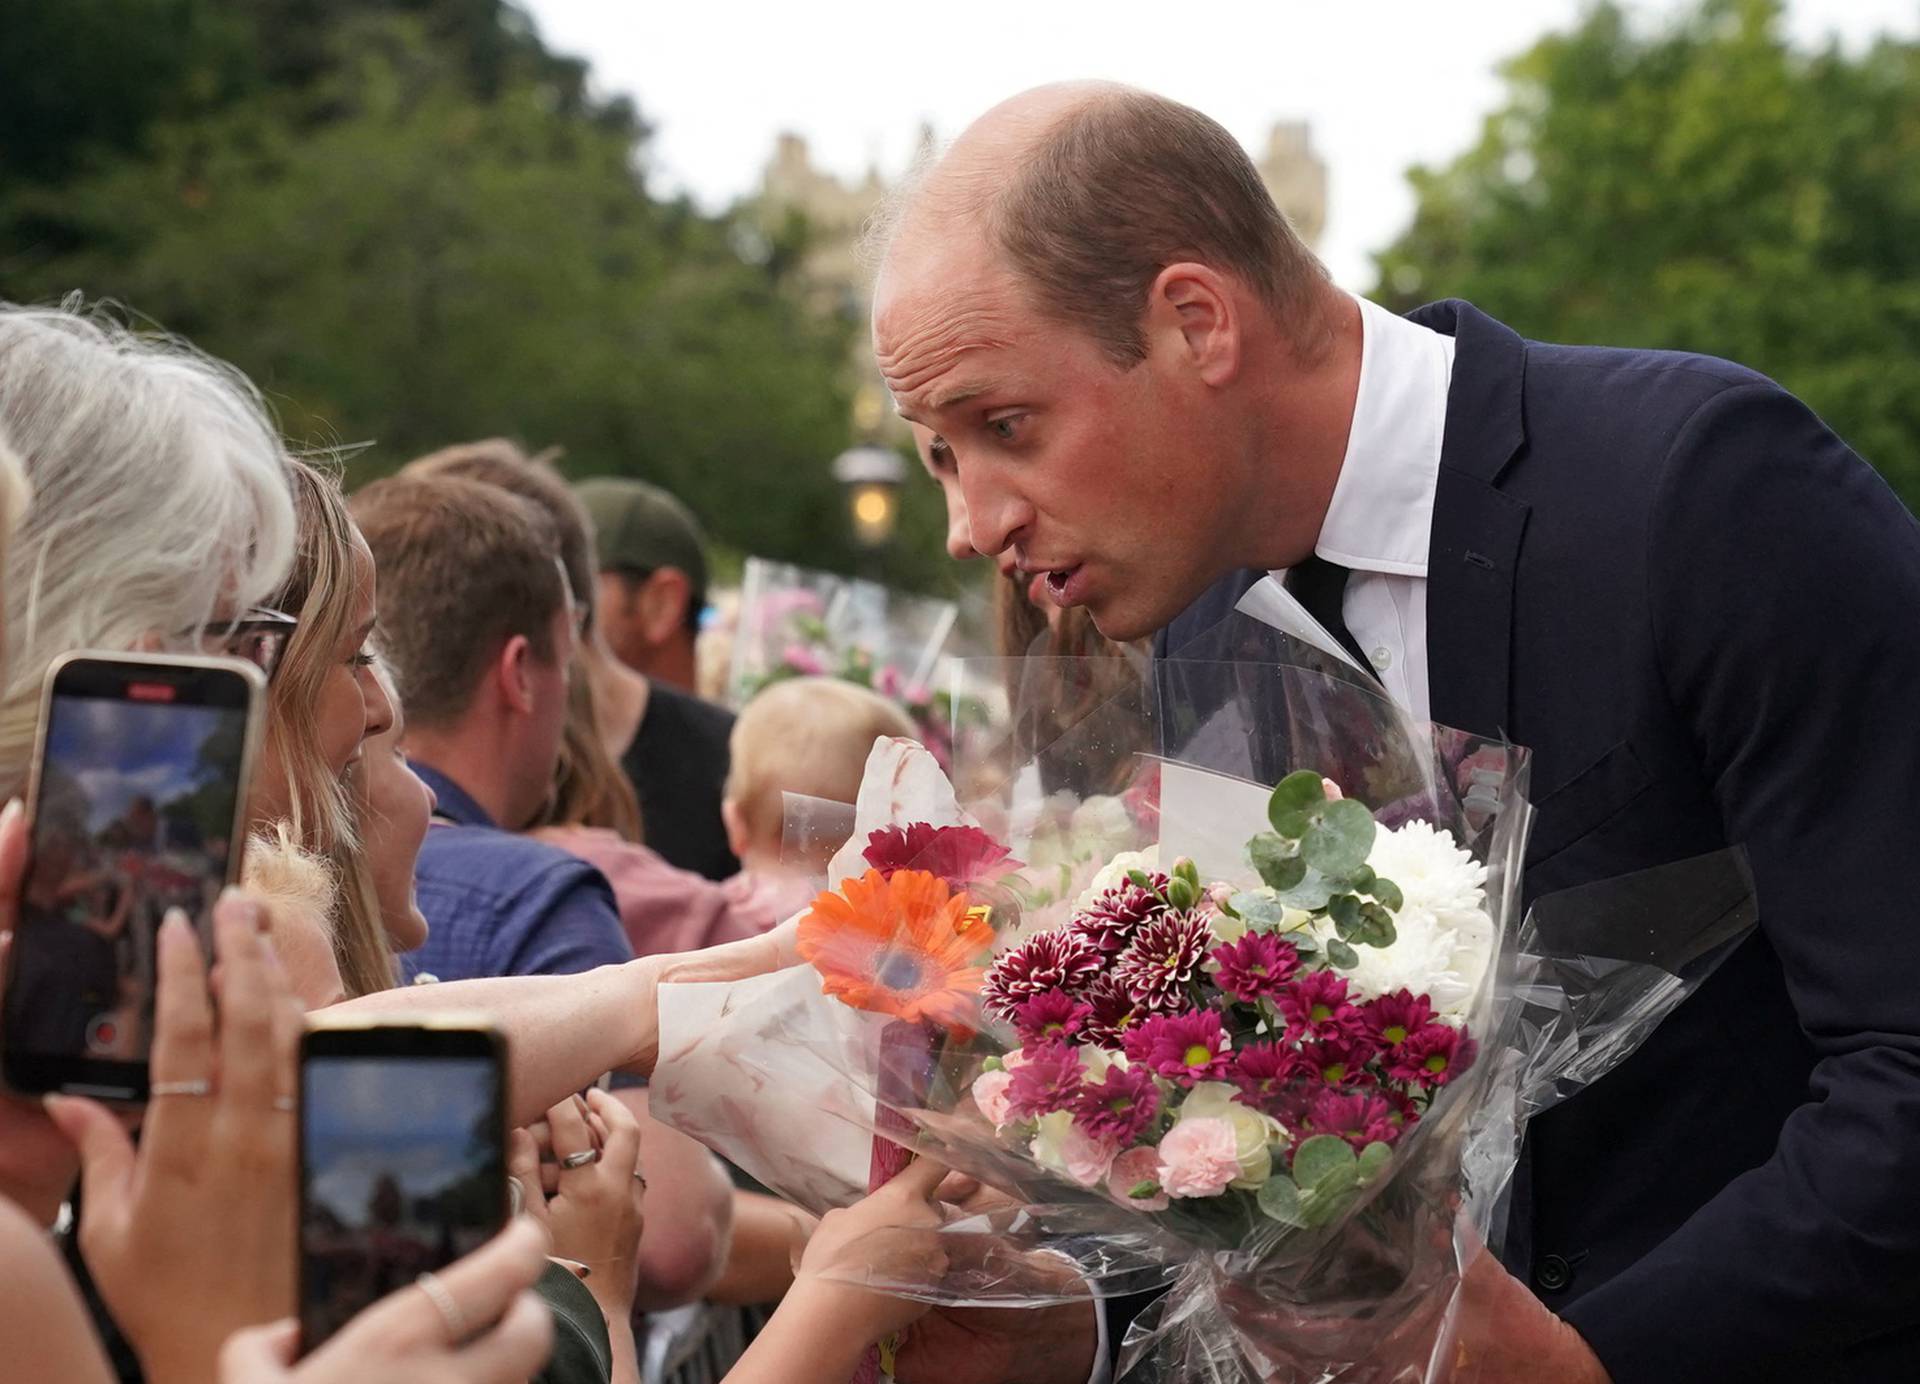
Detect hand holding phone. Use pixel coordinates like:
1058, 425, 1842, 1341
3, 652, 264, 1101
44, 892, 303, 1384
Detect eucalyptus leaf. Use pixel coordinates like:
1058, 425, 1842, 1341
1231, 893, 1288, 929
1256, 1175, 1307, 1227
1249, 834, 1306, 892
1276, 870, 1336, 912
1300, 798, 1377, 876
1326, 938, 1360, 970
1350, 865, 1376, 891
1271, 807, 1311, 841
1357, 1141, 1394, 1185
1290, 1134, 1356, 1189
1370, 876, 1404, 912
1327, 894, 1362, 934
1269, 771, 1326, 826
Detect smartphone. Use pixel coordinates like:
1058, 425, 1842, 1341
1, 652, 263, 1101
298, 1020, 508, 1354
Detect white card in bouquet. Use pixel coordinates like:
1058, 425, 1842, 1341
1155, 759, 1275, 887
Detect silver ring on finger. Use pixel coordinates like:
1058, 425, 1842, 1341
149, 1079, 213, 1098
415, 1270, 469, 1344
559, 1148, 600, 1170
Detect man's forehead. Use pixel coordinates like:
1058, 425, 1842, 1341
873, 241, 1029, 419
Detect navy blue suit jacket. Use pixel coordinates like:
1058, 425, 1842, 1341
1139, 301, 1920, 1381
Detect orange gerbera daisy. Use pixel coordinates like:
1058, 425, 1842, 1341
798, 868, 993, 1033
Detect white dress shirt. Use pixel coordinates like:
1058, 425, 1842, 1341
1238, 294, 1455, 721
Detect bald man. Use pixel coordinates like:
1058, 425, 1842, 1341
875, 85, 1920, 1384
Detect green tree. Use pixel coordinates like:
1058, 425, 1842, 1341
1, 2, 952, 590
1374, 0, 1920, 504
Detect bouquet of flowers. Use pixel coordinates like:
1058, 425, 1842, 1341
728, 558, 985, 768
652, 655, 1754, 1383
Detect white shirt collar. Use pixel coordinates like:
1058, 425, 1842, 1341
1311, 295, 1455, 578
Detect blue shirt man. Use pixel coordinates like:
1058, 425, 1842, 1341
403, 761, 632, 982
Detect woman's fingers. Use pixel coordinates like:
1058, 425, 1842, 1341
583, 1087, 640, 1180
452, 1289, 555, 1384
366, 1217, 549, 1352
217, 1318, 299, 1374
209, 894, 281, 1113
143, 909, 216, 1174
886, 1156, 951, 1205
0, 798, 27, 935
545, 1093, 597, 1180
43, 1093, 136, 1210
505, 1129, 548, 1226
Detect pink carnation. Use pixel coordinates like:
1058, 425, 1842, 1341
972, 1068, 1016, 1126
1106, 1146, 1169, 1212
1048, 1121, 1121, 1187
1156, 1117, 1242, 1198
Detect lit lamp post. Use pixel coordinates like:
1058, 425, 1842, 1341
832, 444, 907, 552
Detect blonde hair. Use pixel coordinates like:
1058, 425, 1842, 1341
263, 461, 395, 998
242, 824, 343, 1008
529, 658, 644, 842
725, 677, 916, 850
0, 303, 297, 793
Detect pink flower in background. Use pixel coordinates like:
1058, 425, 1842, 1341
1005, 1041, 1086, 1119
1157, 1117, 1242, 1198
876, 664, 903, 698
754, 587, 826, 636
1392, 1024, 1478, 1089
1363, 990, 1437, 1053
1071, 1064, 1161, 1143
864, 822, 1022, 890
1124, 1010, 1232, 1084
1012, 989, 1093, 1045
1209, 932, 1302, 1003
972, 1067, 1016, 1126
903, 681, 931, 706
1107, 1146, 1169, 1211
983, 930, 1103, 1020
780, 642, 827, 676
1276, 971, 1368, 1044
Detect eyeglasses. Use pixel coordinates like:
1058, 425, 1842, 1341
195, 606, 299, 684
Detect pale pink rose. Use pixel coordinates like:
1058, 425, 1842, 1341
1156, 1117, 1241, 1199
1032, 1111, 1120, 1188
972, 1068, 1016, 1127
1106, 1146, 1169, 1212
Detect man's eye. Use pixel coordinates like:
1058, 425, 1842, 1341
988, 417, 1020, 442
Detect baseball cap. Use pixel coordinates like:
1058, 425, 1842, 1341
574, 477, 710, 599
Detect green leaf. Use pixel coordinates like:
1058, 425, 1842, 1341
1326, 893, 1362, 935
1369, 876, 1404, 912
1299, 798, 1377, 876
1357, 1141, 1394, 1185
1269, 770, 1326, 825
1127, 1180, 1163, 1201
1350, 865, 1376, 891
1256, 1174, 1307, 1227
1325, 938, 1360, 970
1270, 807, 1311, 840
1290, 1134, 1356, 1189
1126, 869, 1157, 895
1275, 869, 1336, 912
1352, 902, 1397, 949
1249, 834, 1305, 892
1230, 892, 1288, 929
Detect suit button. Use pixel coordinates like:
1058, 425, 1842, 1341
1534, 1254, 1574, 1293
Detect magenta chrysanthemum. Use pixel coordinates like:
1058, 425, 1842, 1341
1229, 1042, 1315, 1116
1005, 1041, 1086, 1120
1390, 1024, 1478, 1089
1122, 1010, 1232, 1084
983, 931, 1103, 1020
1275, 970, 1368, 1044
1081, 977, 1147, 1048
1011, 989, 1093, 1045
1362, 990, 1436, 1052
1071, 1064, 1161, 1143
1070, 875, 1170, 954
1294, 1087, 1401, 1152
1112, 911, 1212, 1012
862, 822, 1020, 887
1209, 932, 1302, 1003
1299, 1035, 1379, 1086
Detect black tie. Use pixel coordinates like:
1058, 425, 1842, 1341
1288, 555, 1374, 676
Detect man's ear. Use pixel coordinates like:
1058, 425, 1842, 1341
637, 567, 694, 645
1144, 261, 1241, 388
494, 634, 538, 717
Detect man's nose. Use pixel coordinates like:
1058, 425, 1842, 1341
961, 474, 1030, 561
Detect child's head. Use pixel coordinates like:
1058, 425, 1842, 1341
723, 676, 916, 870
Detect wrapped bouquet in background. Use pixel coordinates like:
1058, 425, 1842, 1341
727, 557, 987, 768
652, 655, 1756, 1383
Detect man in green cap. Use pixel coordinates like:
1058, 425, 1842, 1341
575, 477, 709, 694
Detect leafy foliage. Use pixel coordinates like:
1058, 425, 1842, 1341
1373, 0, 1920, 507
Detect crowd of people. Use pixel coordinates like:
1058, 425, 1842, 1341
0, 300, 1040, 1384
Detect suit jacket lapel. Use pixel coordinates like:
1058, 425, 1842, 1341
1410, 301, 1531, 740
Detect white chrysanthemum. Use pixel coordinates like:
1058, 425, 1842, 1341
1315, 901, 1494, 1018
1366, 819, 1488, 914
1074, 846, 1162, 913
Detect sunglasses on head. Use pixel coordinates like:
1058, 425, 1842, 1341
188, 606, 300, 684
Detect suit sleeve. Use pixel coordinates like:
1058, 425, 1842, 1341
1560, 381, 1920, 1380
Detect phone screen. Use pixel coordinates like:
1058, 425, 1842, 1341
299, 1035, 506, 1353
2, 656, 257, 1099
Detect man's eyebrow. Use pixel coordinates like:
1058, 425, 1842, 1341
900, 378, 1002, 418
